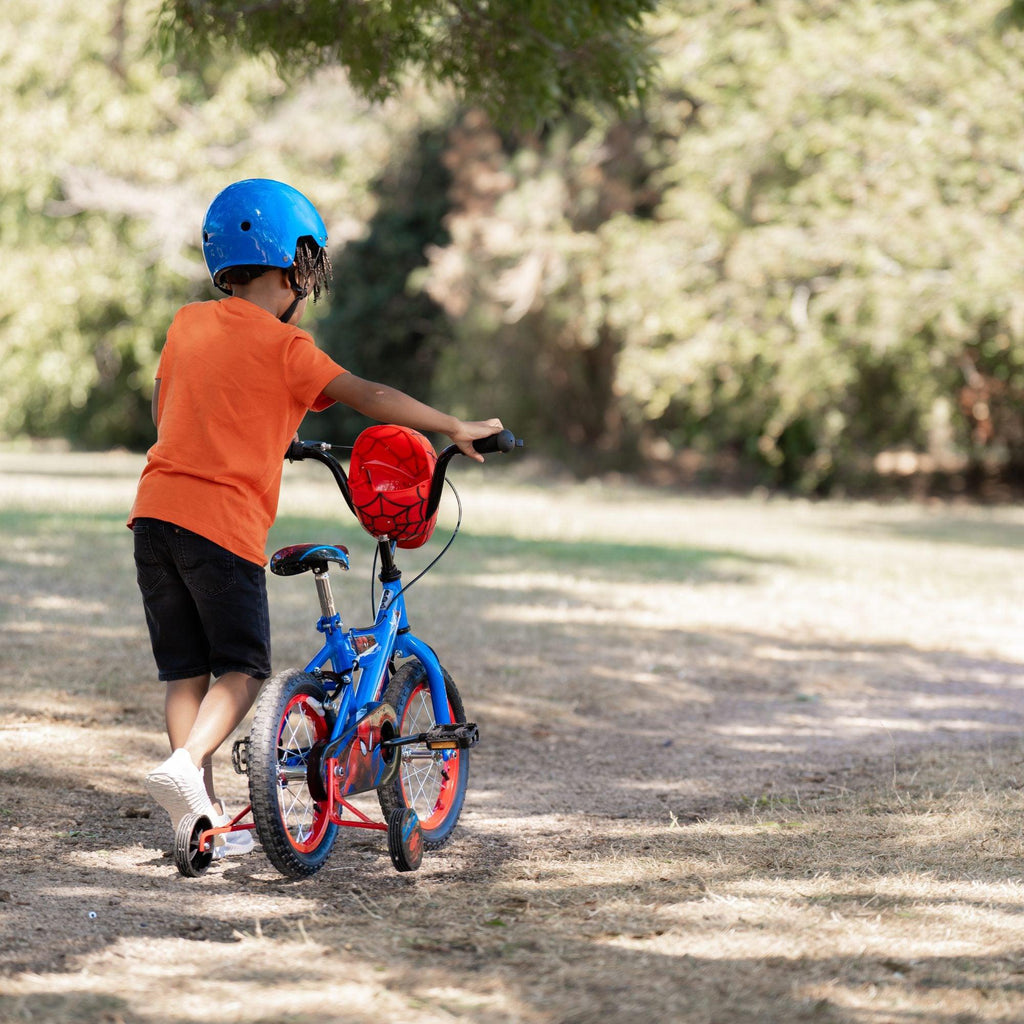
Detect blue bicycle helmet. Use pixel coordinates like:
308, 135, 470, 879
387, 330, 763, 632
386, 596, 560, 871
202, 178, 328, 293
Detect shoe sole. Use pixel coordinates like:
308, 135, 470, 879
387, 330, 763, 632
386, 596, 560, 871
145, 772, 195, 829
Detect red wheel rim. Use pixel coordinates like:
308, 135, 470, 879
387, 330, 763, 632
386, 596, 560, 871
277, 692, 332, 853
398, 683, 461, 831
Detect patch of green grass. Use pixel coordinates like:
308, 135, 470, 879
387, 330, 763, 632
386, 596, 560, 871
863, 516, 1024, 550
270, 512, 777, 585
0, 508, 126, 537
452, 532, 775, 584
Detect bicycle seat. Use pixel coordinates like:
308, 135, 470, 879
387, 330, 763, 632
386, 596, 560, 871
270, 543, 350, 576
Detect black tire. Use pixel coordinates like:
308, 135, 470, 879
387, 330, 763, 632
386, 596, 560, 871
174, 813, 213, 878
248, 669, 339, 878
387, 808, 423, 872
378, 660, 469, 850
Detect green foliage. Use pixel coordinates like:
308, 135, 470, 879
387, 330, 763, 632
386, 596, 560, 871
310, 129, 454, 441
997, 0, 1024, 28
1, 0, 437, 448
156, 0, 657, 128
7, 0, 1024, 494
417, 0, 1024, 490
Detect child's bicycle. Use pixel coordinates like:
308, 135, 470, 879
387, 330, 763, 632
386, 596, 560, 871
173, 425, 523, 878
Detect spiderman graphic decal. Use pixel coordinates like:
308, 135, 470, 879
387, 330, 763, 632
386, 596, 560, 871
348, 424, 438, 548
332, 703, 399, 798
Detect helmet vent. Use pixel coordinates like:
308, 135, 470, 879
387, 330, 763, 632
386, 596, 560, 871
201, 179, 329, 287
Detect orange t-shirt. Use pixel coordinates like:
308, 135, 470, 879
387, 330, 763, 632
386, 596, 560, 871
129, 297, 345, 565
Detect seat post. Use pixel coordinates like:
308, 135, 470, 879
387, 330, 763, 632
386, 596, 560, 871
312, 568, 336, 619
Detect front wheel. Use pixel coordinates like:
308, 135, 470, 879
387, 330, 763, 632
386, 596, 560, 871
378, 660, 469, 850
248, 669, 339, 878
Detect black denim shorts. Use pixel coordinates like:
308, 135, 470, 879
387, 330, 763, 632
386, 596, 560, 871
133, 518, 271, 682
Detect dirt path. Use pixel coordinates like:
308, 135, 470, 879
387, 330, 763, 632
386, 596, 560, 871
2, 450, 1024, 1023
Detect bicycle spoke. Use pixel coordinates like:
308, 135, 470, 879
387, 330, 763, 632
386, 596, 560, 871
275, 706, 322, 839
250, 671, 340, 877
406, 753, 442, 810
394, 688, 453, 817
379, 664, 467, 849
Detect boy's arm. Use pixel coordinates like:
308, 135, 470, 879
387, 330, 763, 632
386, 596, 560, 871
322, 373, 502, 462
152, 379, 161, 427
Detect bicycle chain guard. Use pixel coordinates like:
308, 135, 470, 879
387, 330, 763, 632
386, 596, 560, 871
323, 702, 401, 800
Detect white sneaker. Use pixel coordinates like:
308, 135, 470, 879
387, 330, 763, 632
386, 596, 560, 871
211, 809, 256, 859
145, 749, 217, 828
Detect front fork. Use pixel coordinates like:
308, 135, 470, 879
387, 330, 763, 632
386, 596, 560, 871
307, 557, 450, 727
394, 633, 453, 727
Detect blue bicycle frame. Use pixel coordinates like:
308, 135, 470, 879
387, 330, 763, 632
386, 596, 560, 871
301, 544, 452, 751
178, 428, 520, 878
280, 430, 520, 760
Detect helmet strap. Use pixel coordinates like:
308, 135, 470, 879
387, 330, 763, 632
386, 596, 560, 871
279, 271, 309, 324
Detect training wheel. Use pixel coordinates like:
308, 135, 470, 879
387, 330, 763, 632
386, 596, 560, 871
387, 808, 423, 872
174, 813, 214, 877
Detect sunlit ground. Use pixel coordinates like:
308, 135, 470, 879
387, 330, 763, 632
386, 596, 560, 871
2, 447, 1024, 1023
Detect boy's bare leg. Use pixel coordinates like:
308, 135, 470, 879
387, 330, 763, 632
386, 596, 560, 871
149, 674, 219, 824
182, 671, 262, 772
164, 675, 224, 805
153, 673, 260, 821
165, 674, 210, 750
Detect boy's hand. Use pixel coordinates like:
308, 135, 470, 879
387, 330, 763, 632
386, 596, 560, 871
449, 419, 504, 463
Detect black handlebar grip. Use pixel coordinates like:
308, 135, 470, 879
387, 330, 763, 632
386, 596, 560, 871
286, 440, 306, 462
472, 429, 521, 455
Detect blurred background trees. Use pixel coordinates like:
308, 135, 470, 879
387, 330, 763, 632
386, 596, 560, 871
5, 0, 1024, 494
155, 0, 657, 127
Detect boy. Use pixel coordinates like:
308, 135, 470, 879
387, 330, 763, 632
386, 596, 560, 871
130, 179, 501, 853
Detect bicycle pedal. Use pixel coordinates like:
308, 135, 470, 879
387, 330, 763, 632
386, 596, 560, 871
424, 723, 479, 750
231, 738, 250, 775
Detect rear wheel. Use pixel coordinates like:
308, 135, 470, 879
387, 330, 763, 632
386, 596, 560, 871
248, 669, 338, 878
378, 660, 468, 850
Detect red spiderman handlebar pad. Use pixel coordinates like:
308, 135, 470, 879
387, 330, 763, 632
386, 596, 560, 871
286, 429, 523, 523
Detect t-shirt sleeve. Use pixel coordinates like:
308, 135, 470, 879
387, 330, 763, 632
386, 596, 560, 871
283, 332, 346, 411
155, 317, 177, 378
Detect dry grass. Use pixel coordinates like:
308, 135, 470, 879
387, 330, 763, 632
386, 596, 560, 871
2, 447, 1024, 1022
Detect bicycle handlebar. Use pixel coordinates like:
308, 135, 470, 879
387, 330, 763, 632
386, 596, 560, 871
285, 429, 524, 524
425, 430, 524, 517
286, 439, 359, 516
471, 429, 521, 455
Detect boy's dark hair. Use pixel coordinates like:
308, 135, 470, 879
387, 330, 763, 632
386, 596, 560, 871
217, 236, 333, 302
